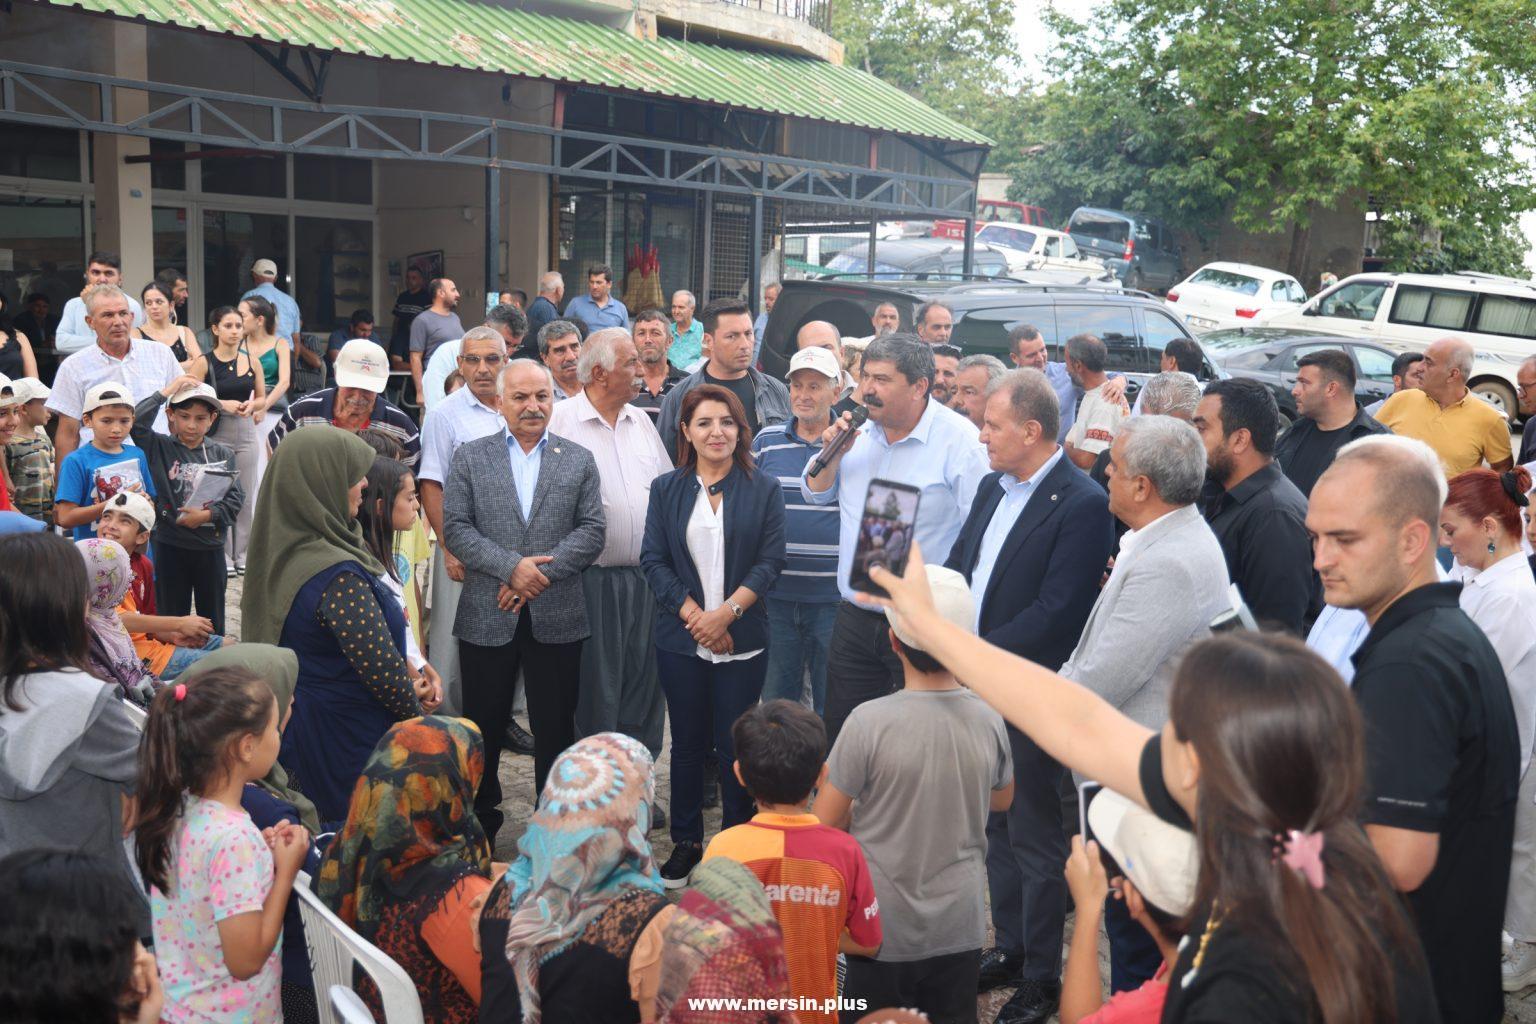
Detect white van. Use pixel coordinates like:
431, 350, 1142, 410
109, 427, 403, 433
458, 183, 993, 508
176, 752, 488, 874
1252, 271, 1536, 416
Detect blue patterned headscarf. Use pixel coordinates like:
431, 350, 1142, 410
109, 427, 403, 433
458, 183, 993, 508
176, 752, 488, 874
504, 732, 661, 1023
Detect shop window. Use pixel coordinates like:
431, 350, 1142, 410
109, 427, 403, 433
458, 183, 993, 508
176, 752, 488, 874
296, 216, 372, 332
202, 210, 288, 316
294, 154, 372, 205
0, 124, 81, 181
149, 140, 186, 191
201, 152, 285, 198
0, 195, 86, 378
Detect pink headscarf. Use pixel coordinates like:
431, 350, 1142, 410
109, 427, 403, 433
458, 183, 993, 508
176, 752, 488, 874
75, 538, 157, 700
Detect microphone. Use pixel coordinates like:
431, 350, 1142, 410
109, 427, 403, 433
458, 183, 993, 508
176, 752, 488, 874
807, 406, 868, 478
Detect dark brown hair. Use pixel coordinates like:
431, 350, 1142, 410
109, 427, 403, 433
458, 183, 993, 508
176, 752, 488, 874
676, 384, 754, 476
133, 667, 276, 894
0, 533, 90, 711
1169, 633, 1422, 1024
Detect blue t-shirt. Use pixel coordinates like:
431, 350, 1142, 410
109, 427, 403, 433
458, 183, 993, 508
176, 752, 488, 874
752, 419, 840, 603
55, 442, 156, 541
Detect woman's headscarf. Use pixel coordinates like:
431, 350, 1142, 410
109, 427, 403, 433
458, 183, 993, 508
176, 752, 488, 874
657, 859, 795, 1024
505, 732, 661, 1023
180, 643, 319, 834
74, 538, 156, 701
240, 425, 382, 644
315, 715, 492, 943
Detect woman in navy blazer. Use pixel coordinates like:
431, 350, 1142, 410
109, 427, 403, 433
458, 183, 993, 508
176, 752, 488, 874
641, 384, 786, 885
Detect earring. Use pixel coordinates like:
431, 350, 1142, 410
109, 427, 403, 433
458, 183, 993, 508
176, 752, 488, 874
1489, 540, 1497, 554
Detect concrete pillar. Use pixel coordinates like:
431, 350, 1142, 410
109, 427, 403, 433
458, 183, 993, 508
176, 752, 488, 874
90, 21, 154, 283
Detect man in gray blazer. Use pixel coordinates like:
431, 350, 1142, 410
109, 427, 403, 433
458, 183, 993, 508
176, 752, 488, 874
1060, 413, 1229, 994
443, 358, 605, 839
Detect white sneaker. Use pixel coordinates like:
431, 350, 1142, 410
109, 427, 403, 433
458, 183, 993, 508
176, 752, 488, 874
1503, 939, 1536, 992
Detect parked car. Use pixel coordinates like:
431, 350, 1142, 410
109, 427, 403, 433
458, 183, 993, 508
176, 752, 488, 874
759, 276, 1226, 409
1065, 207, 1184, 293
820, 238, 1014, 280
1166, 262, 1307, 331
1201, 327, 1397, 420
1251, 271, 1536, 415
932, 199, 1050, 239
974, 223, 1114, 279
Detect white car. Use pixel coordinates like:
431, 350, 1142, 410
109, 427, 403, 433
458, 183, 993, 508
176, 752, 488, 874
1167, 262, 1308, 331
974, 223, 1112, 278
1252, 271, 1536, 416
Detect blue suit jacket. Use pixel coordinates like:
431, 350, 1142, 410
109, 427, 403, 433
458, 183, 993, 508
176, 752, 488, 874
945, 454, 1114, 671
640, 463, 787, 656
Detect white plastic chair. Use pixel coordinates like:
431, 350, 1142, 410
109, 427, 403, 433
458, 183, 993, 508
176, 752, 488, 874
294, 871, 426, 1024
330, 986, 379, 1024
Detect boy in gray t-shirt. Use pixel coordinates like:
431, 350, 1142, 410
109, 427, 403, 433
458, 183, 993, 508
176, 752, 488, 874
814, 565, 1013, 1023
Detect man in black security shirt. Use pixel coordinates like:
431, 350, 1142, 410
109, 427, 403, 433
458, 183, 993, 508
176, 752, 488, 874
1274, 348, 1388, 497
388, 265, 432, 371
1308, 433, 1518, 1024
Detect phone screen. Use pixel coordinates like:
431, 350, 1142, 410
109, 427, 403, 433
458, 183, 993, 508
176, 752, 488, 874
1078, 780, 1103, 844
847, 478, 923, 600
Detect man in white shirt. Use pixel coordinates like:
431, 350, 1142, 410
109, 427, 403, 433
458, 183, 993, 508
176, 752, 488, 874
1063, 333, 1128, 470
53, 251, 146, 355
802, 333, 990, 743
549, 328, 674, 764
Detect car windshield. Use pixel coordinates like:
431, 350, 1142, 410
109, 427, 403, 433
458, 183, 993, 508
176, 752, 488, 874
1069, 214, 1129, 243
977, 225, 1038, 251
1200, 329, 1277, 352
1189, 268, 1261, 296
824, 251, 907, 278
1222, 349, 1276, 370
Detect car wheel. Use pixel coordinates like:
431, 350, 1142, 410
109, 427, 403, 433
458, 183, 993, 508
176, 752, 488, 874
1472, 379, 1518, 419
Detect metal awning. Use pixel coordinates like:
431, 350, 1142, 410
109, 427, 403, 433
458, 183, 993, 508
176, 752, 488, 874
28, 0, 991, 147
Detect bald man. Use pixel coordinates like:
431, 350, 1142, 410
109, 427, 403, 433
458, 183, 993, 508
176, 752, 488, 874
1375, 336, 1512, 476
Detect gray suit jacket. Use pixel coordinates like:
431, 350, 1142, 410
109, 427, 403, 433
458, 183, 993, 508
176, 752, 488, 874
442, 430, 605, 647
1059, 503, 1230, 729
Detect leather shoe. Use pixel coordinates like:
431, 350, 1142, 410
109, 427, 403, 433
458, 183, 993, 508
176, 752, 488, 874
993, 979, 1061, 1024
977, 947, 1025, 993
504, 719, 536, 757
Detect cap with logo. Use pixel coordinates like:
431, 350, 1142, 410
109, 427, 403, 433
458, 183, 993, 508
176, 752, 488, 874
168, 380, 222, 413
11, 377, 50, 404
0, 374, 15, 408
786, 346, 842, 384
333, 339, 390, 394
252, 258, 279, 278
105, 490, 157, 533
1086, 787, 1199, 916
82, 381, 134, 415
884, 564, 975, 652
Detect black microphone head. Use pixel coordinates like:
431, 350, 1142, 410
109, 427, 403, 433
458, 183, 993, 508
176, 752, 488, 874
848, 406, 869, 427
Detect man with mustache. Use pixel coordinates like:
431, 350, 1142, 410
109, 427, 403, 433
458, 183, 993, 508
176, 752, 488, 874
265, 339, 420, 468
442, 357, 605, 837
539, 320, 584, 401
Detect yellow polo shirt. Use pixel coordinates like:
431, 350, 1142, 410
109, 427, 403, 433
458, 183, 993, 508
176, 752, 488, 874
1376, 388, 1512, 477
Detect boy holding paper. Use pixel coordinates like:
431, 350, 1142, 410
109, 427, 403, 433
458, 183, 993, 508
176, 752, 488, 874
132, 375, 245, 634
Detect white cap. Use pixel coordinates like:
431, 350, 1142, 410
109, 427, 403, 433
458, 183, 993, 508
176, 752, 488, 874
0, 374, 15, 408
82, 381, 134, 415
104, 490, 156, 532
885, 564, 975, 652
787, 346, 841, 383
167, 380, 221, 412
333, 339, 390, 393
252, 258, 279, 278
11, 377, 50, 403
1087, 788, 1199, 916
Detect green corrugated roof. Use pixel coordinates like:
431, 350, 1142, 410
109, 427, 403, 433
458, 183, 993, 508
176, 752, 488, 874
37, 0, 990, 145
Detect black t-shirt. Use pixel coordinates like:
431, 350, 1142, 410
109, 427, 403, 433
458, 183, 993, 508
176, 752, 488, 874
1273, 409, 1388, 498
1351, 582, 1517, 1024
1138, 739, 1444, 1024
704, 369, 759, 432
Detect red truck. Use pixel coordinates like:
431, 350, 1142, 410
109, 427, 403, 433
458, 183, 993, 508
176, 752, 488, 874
931, 199, 1050, 239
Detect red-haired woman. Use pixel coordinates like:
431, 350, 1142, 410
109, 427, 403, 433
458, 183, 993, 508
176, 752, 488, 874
1441, 465, 1536, 988
640, 385, 785, 889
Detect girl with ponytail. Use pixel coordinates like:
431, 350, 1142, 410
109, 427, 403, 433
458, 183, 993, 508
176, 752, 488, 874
133, 667, 307, 1022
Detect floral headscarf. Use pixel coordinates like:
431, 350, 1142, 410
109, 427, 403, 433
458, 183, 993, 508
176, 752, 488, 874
657, 858, 795, 1024
75, 538, 155, 701
505, 731, 662, 1023
315, 715, 493, 942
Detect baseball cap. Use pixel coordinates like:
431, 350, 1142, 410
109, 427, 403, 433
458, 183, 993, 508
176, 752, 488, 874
333, 339, 390, 393
0, 374, 15, 408
82, 381, 134, 415
104, 490, 156, 533
884, 564, 975, 652
252, 258, 279, 277
1087, 787, 1199, 916
787, 346, 841, 383
168, 380, 222, 413
11, 377, 50, 403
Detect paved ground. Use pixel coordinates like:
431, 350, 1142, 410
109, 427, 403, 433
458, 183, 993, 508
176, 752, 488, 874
223, 573, 1536, 1022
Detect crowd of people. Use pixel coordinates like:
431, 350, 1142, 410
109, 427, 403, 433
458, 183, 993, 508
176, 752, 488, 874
2, 252, 1535, 1024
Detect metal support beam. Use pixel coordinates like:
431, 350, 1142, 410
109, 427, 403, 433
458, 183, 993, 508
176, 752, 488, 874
748, 193, 763, 321
486, 164, 501, 310
962, 217, 975, 275
245, 43, 331, 103
866, 217, 878, 279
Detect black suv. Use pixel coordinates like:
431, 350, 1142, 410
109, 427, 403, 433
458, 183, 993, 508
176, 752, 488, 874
760, 277, 1224, 403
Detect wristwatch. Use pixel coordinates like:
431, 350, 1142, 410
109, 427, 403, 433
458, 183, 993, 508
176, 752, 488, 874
726, 599, 745, 620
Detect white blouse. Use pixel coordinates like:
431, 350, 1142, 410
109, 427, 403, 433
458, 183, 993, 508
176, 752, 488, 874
1457, 553, 1536, 776
684, 482, 762, 664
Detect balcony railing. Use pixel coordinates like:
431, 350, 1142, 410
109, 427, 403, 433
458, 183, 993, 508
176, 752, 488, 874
716, 0, 831, 34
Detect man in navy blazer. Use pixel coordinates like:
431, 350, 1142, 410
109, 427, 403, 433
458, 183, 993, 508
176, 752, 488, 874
944, 367, 1115, 1024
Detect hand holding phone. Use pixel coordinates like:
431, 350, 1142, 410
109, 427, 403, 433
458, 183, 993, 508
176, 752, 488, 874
849, 478, 922, 599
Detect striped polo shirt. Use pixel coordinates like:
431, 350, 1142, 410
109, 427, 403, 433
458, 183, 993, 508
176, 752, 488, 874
752, 418, 840, 603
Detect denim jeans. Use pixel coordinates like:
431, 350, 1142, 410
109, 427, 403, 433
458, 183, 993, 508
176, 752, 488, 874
761, 598, 838, 715
161, 634, 226, 681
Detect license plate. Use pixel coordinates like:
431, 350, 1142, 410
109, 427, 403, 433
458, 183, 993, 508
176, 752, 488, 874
1186, 315, 1218, 329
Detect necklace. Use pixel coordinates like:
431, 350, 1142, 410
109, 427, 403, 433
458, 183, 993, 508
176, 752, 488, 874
1180, 903, 1225, 990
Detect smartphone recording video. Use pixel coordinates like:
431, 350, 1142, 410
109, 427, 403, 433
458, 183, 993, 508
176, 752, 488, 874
848, 478, 922, 599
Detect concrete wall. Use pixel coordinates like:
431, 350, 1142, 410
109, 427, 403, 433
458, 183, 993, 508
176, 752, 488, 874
1178, 194, 1366, 294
